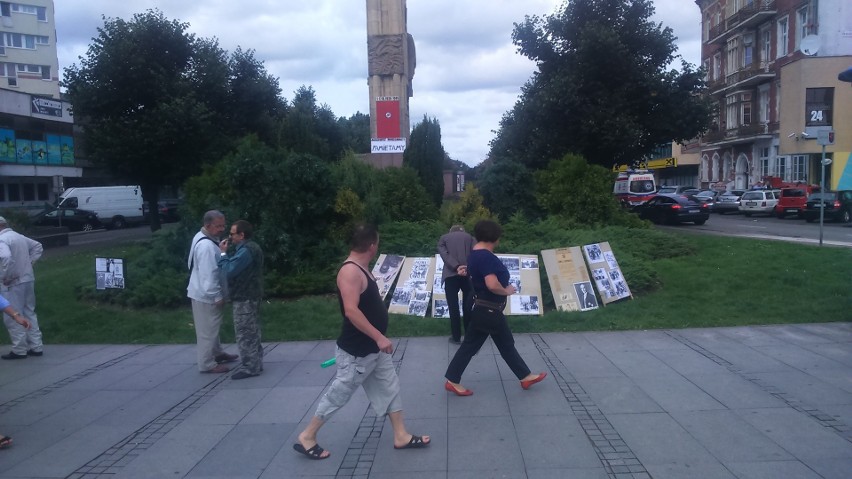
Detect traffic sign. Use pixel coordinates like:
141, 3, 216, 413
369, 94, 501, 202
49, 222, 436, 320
817, 130, 834, 146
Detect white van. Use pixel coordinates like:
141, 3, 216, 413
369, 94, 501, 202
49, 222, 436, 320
57, 185, 144, 229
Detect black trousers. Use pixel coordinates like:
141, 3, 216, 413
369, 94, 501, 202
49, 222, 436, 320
444, 275, 472, 341
444, 303, 531, 383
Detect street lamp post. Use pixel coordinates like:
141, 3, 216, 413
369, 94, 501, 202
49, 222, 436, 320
816, 130, 835, 246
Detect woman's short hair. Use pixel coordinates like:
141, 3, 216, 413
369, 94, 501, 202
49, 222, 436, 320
473, 220, 502, 243
350, 223, 379, 253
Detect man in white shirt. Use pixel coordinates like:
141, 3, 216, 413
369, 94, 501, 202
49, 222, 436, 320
187, 210, 237, 373
0, 216, 44, 359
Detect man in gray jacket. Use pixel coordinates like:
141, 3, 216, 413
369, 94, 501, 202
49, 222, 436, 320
187, 210, 237, 373
0, 216, 43, 359
437, 225, 474, 344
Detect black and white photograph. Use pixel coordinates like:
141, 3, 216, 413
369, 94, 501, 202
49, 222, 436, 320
584, 243, 603, 263
410, 258, 430, 280
95, 257, 125, 290
403, 279, 427, 291
508, 275, 522, 294
608, 269, 622, 282
498, 255, 520, 273
390, 288, 412, 306
511, 295, 540, 314
604, 251, 619, 270
573, 281, 599, 311
614, 280, 629, 298
592, 268, 607, 281
521, 257, 539, 269
414, 290, 430, 302
408, 300, 428, 316
433, 299, 449, 318
375, 254, 403, 282
432, 276, 444, 294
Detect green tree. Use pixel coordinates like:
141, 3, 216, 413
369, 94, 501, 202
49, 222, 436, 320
337, 112, 371, 154
476, 159, 538, 221
443, 183, 493, 229
279, 86, 344, 160
403, 116, 445, 205
225, 47, 287, 145
491, 0, 712, 170
535, 154, 622, 225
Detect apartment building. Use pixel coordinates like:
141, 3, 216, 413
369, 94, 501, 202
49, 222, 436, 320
0, 1, 79, 211
695, 0, 852, 191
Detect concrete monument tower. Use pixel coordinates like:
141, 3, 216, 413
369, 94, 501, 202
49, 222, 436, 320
366, 0, 416, 168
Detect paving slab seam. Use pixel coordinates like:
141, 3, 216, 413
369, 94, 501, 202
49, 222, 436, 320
334, 338, 408, 479
0, 346, 150, 416
531, 334, 652, 479
64, 345, 274, 479
666, 331, 852, 443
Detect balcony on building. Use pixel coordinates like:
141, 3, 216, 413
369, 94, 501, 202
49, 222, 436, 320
702, 122, 776, 146
707, 0, 777, 45
710, 62, 776, 95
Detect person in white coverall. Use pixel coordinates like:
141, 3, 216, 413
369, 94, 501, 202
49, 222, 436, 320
0, 216, 43, 360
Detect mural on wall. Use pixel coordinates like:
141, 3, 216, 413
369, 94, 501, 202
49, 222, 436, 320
0, 130, 74, 165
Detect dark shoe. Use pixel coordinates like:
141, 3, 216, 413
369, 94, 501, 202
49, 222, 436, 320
201, 364, 229, 374
520, 372, 547, 390
0, 435, 11, 449
444, 380, 473, 396
293, 443, 329, 460
27, 349, 43, 357
448, 337, 461, 345
394, 434, 430, 450
1, 352, 26, 360
215, 352, 238, 363
231, 371, 259, 380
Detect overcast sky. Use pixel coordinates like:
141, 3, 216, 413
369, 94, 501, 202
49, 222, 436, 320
54, 0, 702, 167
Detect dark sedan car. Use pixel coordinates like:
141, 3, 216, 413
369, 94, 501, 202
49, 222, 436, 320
33, 208, 103, 231
634, 193, 710, 225
801, 191, 852, 223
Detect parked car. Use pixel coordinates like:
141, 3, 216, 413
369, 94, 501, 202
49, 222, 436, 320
801, 191, 852, 223
658, 185, 699, 196
739, 190, 779, 216
634, 193, 709, 225
33, 208, 103, 231
691, 190, 719, 210
714, 189, 746, 214
143, 199, 182, 223
774, 186, 814, 219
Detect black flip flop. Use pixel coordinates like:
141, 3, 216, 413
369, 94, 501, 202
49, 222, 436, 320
0, 436, 11, 449
293, 442, 329, 460
394, 435, 430, 449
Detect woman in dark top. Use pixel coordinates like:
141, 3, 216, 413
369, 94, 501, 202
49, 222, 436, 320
444, 220, 546, 396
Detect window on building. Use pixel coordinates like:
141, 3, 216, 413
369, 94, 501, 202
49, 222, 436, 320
35, 36, 48, 45
41, 65, 49, 80
22, 183, 34, 201
0, 3, 10, 18
792, 155, 808, 182
36, 6, 45, 21
742, 33, 754, 67
704, 60, 710, 81
775, 155, 787, 180
758, 86, 770, 123
727, 37, 740, 72
741, 93, 752, 125
805, 87, 833, 127
726, 95, 739, 129
713, 52, 721, 80
760, 27, 771, 64
760, 148, 771, 179
777, 17, 788, 57
7, 183, 19, 202
36, 183, 47, 201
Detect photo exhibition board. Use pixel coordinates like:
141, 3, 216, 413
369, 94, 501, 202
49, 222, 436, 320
388, 256, 436, 316
496, 254, 543, 316
582, 242, 632, 305
371, 254, 405, 300
540, 247, 597, 312
95, 257, 125, 290
431, 254, 461, 319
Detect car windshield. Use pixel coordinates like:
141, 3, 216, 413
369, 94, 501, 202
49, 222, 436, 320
630, 180, 656, 194
658, 187, 677, 194
741, 192, 762, 200
782, 189, 806, 197
809, 192, 837, 201
695, 191, 715, 197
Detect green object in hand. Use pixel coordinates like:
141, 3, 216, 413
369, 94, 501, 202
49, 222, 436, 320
321, 358, 336, 368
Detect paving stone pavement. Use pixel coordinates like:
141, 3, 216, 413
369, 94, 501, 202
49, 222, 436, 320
1, 323, 851, 479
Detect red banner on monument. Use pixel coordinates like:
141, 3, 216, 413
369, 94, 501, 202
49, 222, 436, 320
375, 99, 401, 138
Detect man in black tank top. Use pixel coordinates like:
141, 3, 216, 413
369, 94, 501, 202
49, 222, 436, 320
294, 224, 430, 460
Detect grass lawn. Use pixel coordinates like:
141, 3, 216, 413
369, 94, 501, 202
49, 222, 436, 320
13, 232, 851, 345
